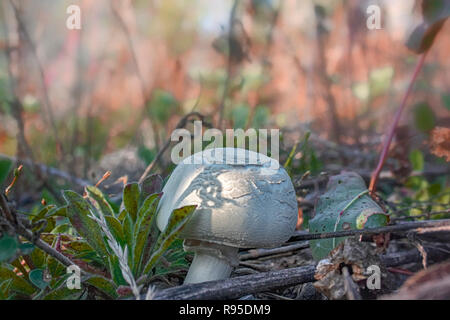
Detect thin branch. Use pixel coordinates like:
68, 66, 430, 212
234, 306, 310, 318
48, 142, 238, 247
0, 193, 76, 268
110, 0, 159, 149
0, 153, 90, 191
217, 0, 239, 130
8, 0, 63, 157
290, 219, 450, 242
369, 52, 428, 193
239, 241, 309, 260
314, 6, 342, 144
138, 112, 208, 184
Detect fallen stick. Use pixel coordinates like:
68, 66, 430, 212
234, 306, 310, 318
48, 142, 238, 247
153, 244, 450, 300
239, 241, 309, 260
290, 219, 450, 242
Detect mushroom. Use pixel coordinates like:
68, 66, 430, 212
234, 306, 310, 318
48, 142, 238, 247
156, 147, 298, 283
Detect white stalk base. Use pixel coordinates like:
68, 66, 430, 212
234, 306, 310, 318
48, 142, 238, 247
184, 251, 235, 284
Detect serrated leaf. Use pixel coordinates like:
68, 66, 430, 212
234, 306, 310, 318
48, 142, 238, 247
309, 172, 389, 260
143, 205, 196, 274
86, 186, 115, 217
29, 269, 48, 290
406, 0, 450, 53
0, 234, 18, 262
85, 276, 118, 299
63, 190, 108, 260
123, 183, 140, 222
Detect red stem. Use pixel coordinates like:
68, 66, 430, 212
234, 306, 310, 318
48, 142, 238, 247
369, 52, 428, 194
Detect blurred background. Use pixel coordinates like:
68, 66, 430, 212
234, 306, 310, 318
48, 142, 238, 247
0, 0, 449, 212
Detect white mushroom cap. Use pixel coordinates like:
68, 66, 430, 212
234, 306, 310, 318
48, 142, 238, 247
156, 147, 298, 248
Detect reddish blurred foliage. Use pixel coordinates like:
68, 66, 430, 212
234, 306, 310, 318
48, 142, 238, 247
429, 126, 450, 162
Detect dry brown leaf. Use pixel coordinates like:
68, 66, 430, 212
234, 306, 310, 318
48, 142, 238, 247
429, 127, 450, 161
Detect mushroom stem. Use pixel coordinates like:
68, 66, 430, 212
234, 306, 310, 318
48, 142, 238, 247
184, 252, 233, 284
183, 242, 239, 284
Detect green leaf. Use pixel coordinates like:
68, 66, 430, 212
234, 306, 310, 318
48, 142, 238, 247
133, 193, 161, 274
86, 186, 115, 217
117, 209, 127, 221
153, 239, 189, 278
63, 190, 108, 260
42, 278, 82, 300
31, 205, 56, 223
122, 214, 134, 266
0, 279, 13, 299
85, 276, 118, 299
66, 240, 93, 253
48, 206, 68, 218
0, 266, 35, 296
406, 0, 450, 53
47, 256, 66, 278
29, 269, 48, 290
30, 247, 46, 269
0, 158, 12, 186
123, 183, 140, 222
104, 215, 125, 245
139, 175, 163, 200
108, 256, 127, 286
143, 205, 196, 274
0, 234, 19, 262
414, 102, 436, 132
284, 141, 298, 173
18, 242, 35, 255
409, 149, 425, 171
309, 172, 389, 260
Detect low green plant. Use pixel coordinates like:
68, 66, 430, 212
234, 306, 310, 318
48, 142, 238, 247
0, 175, 196, 300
